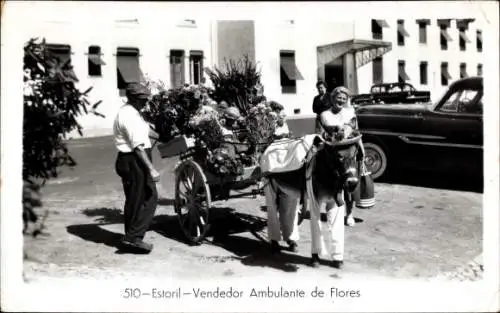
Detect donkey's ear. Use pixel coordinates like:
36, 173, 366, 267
313, 135, 324, 148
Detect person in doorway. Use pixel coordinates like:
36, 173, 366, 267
113, 82, 160, 254
312, 81, 330, 133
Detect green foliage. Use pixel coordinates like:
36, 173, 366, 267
23, 38, 103, 235
23, 38, 103, 181
204, 55, 262, 116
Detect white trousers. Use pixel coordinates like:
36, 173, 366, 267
264, 179, 300, 242
309, 193, 345, 261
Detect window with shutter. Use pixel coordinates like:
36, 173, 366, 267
372, 57, 383, 84
419, 61, 428, 85
189, 51, 203, 85
476, 30, 482, 52
441, 62, 451, 86
279, 51, 303, 94
116, 47, 142, 96
170, 50, 185, 89
88, 45, 105, 77
419, 23, 427, 44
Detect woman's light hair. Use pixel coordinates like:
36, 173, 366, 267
331, 86, 350, 98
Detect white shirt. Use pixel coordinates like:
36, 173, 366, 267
319, 106, 356, 129
113, 104, 151, 153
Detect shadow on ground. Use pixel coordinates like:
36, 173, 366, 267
380, 169, 483, 193
67, 207, 125, 252
66, 205, 333, 272
67, 205, 186, 253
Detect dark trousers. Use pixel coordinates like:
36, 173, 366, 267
115, 149, 158, 241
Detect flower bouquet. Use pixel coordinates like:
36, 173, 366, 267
189, 106, 225, 151
142, 78, 217, 143
205, 147, 244, 177
245, 102, 279, 153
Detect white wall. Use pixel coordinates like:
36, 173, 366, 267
23, 16, 214, 138
21, 1, 487, 137
254, 20, 354, 117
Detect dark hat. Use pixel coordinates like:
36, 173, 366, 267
126, 82, 151, 99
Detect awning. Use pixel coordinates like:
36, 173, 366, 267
456, 19, 475, 30
317, 39, 392, 69
88, 54, 106, 65
46, 44, 71, 66
190, 50, 203, 57
398, 24, 410, 37
280, 56, 304, 80
441, 29, 453, 42
117, 56, 144, 83
441, 66, 452, 80
460, 66, 469, 78
375, 19, 389, 28
437, 19, 451, 28
399, 69, 410, 81
459, 31, 472, 43
416, 19, 431, 25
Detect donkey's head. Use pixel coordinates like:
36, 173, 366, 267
314, 133, 360, 193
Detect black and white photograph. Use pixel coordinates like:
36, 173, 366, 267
1, 1, 499, 312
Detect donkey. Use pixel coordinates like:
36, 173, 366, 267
263, 133, 361, 268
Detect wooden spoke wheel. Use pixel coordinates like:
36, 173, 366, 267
175, 160, 212, 245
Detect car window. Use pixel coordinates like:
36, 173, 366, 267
439, 89, 481, 114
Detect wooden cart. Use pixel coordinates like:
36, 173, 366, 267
157, 135, 265, 245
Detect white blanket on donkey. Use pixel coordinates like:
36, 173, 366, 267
260, 134, 317, 175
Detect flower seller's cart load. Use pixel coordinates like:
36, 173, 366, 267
153, 101, 279, 244
143, 57, 290, 244
146, 70, 361, 245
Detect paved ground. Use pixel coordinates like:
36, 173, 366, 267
23, 136, 483, 282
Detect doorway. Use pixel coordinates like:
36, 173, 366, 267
324, 61, 344, 92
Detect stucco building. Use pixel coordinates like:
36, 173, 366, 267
21, 7, 485, 138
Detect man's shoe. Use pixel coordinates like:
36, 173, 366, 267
345, 216, 355, 227
286, 240, 298, 252
310, 253, 320, 268
270, 240, 281, 254
331, 260, 344, 269
121, 238, 153, 253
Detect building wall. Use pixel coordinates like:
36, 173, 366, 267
217, 21, 256, 65
253, 20, 355, 117
21, 10, 485, 138
355, 18, 484, 102
22, 18, 214, 138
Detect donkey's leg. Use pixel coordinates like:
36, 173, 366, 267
344, 189, 355, 227
264, 179, 282, 252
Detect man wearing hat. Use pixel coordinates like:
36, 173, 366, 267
113, 82, 160, 253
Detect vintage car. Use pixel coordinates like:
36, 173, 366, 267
356, 77, 483, 180
352, 82, 431, 106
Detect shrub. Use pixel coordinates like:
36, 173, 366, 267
23, 38, 103, 235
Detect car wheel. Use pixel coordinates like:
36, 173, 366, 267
363, 142, 387, 180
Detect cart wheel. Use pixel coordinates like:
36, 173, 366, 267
175, 160, 212, 245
